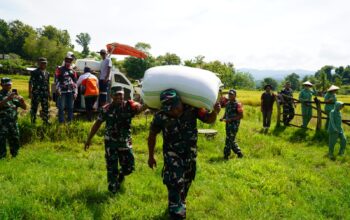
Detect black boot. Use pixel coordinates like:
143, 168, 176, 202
118, 171, 125, 184
108, 182, 120, 194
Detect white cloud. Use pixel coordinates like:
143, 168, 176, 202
1, 0, 350, 70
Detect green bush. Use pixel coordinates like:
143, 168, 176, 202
0, 54, 32, 75
338, 85, 350, 95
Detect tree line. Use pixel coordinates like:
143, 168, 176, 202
1, 19, 350, 91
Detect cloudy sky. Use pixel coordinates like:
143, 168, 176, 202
1, 0, 350, 71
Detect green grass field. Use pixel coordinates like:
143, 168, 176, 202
0, 75, 350, 219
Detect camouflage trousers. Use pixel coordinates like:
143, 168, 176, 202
163, 150, 197, 219
104, 140, 135, 188
0, 118, 20, 159
31, 94, 49, 123
283, 105, 295, 125
224, 121, 242, 158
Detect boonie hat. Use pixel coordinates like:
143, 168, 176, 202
160, 89, 180, 112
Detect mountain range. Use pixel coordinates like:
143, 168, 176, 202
238, 68, 316, 81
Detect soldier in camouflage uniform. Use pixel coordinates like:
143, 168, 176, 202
85, 86, 143, 194
29, 57, 51, 124
0, 78, 27, 159
279, 82, 295, 125
148, 89, 221, 219
220, 89, 243, 159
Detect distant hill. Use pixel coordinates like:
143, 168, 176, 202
238, 68, 315, 81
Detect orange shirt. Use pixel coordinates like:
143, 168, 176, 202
77, 73, 99, 97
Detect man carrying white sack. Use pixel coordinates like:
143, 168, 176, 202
147, 89, 221, 219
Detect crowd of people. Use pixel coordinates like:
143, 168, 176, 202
258, 81, 346, 160
0, 54, 348, 218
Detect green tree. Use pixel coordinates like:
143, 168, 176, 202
232, 71, 255, 89
183, 59, 196, 67
335, 66, 344, 78
314, 65, 335, 91
194, 55, 205, 68
123, 56, 155, 79
7, 20, 36, 58
123, 42, 156, 79
183, 55, 205, 68
333, 74, 342, 86
315, 65, 333, 82
342, 66, 350, 84
40, 25, 71, 47
284, 73, 301, 91
0, 19, 10, 54
261, 77, 278, 90
23, 33, 70, 71
135, 42, 151, 53
156, 53, 181, 65
202, 61, 235, 88
75, 33, 91, 58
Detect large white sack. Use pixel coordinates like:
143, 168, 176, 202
76, 59, 101, 72
141, 65, 222, 110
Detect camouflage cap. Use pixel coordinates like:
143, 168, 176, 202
38, 57, 47, 63
160, 89, 180, 112
1, 77, 12, 85
110, 86, 124, 96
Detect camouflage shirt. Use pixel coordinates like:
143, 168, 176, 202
279, 88, 294, 107
0, 89, 21, 120
224, 100, 243, 123
97, 100, 139, 142
29, 68, 50, 96
55, 66, 77, 93
150, 104, 210, 156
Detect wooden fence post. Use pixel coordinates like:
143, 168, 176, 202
315, 97, 322, 130
276, 99, 281, 126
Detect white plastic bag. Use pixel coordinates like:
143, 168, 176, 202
75, 59, 101, 72
141, 65, 222, 110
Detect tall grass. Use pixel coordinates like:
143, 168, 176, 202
1, 103, 349, 219
1, 78, 350, 219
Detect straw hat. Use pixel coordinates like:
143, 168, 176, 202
327, 85, 340, 92
302, 81, 313, 86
